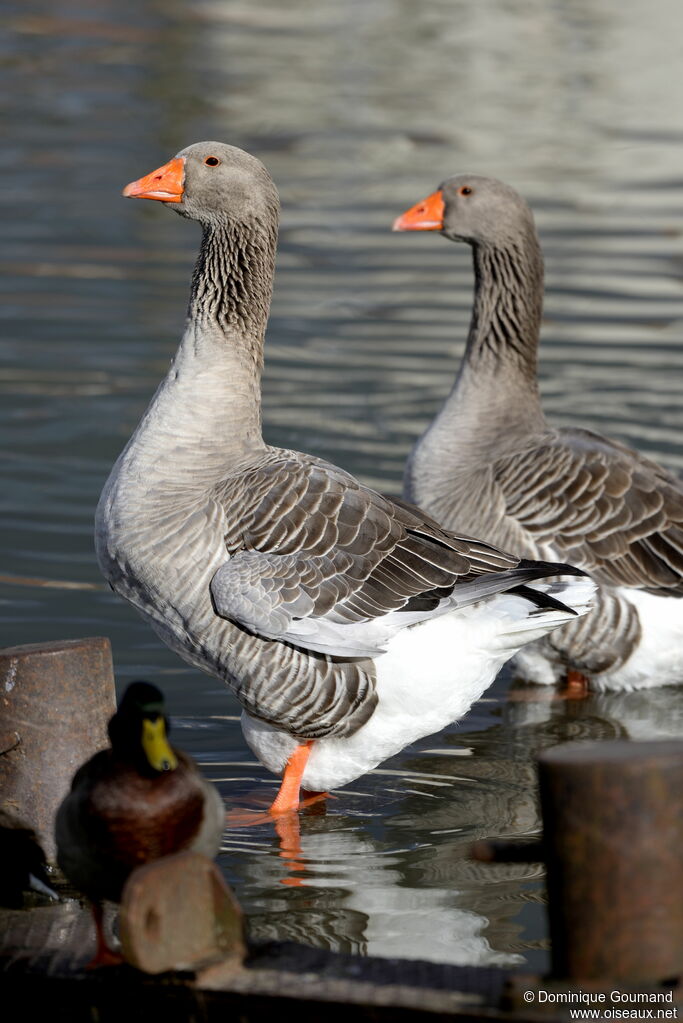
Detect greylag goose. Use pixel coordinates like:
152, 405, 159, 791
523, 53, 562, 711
394, 175, 683, 691
96, 144, 594, 813
56, 682, 224, 966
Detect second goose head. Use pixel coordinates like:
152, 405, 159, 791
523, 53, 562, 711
393, 174, 536, 249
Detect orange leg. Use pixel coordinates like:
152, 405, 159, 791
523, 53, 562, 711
274, 812, 306, 886
269, 741, 314, 815
86, 902, 124, 969
562, 669, 590, 699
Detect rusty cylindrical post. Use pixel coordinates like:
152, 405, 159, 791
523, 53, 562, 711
538, 739, 683, 984
0, 638, 116, 861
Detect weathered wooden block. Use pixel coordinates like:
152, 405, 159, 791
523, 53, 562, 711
119, 851, 246, 975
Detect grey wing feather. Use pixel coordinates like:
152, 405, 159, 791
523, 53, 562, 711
493, 427, 683, 594
210, 549, 559, 658
211, 451, 577, 658
203, 450, 587, 740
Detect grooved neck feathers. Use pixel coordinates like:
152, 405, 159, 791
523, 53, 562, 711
466, 233, 543, 382
188, 215, 278, 367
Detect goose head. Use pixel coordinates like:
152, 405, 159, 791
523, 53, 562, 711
123, 141, 280, 227
393, 174, 536, 248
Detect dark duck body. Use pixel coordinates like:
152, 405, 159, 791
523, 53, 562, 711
0, 810, 57, 907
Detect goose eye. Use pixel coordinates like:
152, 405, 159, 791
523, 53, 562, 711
204, 156, 220, 167
459, 186, 472, 196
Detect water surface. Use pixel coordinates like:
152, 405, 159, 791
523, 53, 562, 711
1, 0, 683, 970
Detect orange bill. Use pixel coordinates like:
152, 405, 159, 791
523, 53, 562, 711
392, 189, 445, 231
122, 157, 185, 203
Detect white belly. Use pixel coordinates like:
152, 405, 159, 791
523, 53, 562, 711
513, 589, 683, 691
595, 590, 683, 691
242, 583, 593, 790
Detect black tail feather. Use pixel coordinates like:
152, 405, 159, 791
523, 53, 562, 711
509, 584, 578, 617
516, 559, 586, 579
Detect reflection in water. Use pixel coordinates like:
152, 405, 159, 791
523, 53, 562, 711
505, 680, 683, 742
211, 688, 637, 965
2, 0, 683, 969
250, 822, 524, 967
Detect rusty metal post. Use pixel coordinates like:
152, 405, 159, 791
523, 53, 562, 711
538, 739, 683, 984
0, 637, 116, 861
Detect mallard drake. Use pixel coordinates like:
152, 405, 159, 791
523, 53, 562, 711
95, 143, 594, 817
394, 176, 683, 691
55, 681, 224, 966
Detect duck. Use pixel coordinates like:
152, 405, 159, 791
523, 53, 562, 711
95, 142, 595, 816
55, 681, 224, 966
393, 175, 683, 692
0, 809, 58, 907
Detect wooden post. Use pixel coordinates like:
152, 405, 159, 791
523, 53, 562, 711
538, 739, 683, 983
119, 851, 246, 975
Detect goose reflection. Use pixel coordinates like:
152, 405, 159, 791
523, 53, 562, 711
504, 678, 683, 741
227, 809, 524, 966
216, 689, 632, 966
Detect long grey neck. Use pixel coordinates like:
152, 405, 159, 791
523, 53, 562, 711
122, 216, 277, 484
188, 216, 276, 356
463, 235, 543, 386
429, 234, 546, 452
406, 231, 547, 505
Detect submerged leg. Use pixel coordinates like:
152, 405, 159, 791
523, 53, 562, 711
269, 741, 314, 815
86, 901, 124, 969
274, 812, 306, 886
562, 668, 590, 699
301, 787, 326, 799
